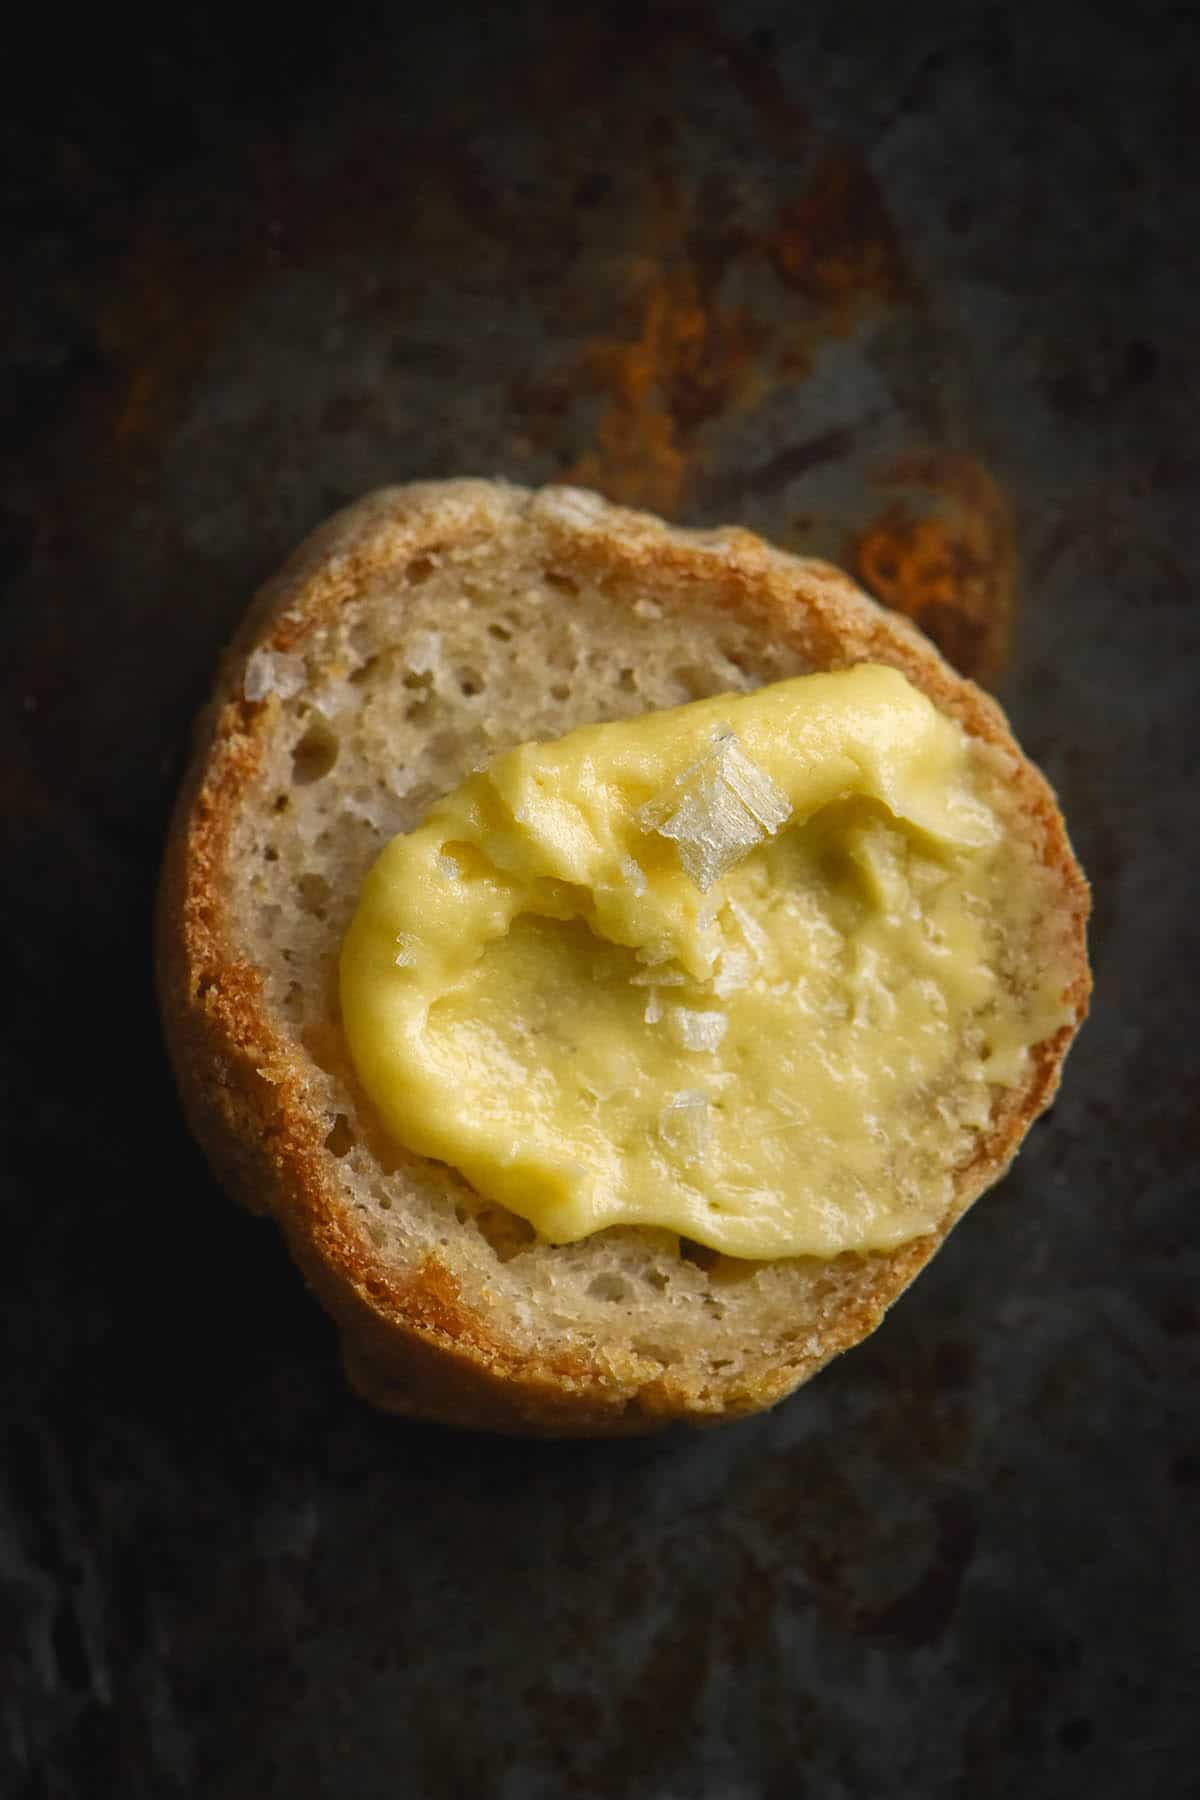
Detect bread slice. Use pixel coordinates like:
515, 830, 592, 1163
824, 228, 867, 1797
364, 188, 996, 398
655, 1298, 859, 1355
157, 480, 1090, 1436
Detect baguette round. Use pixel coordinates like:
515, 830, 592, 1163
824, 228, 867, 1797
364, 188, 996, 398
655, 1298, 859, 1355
157, 480, 1090, 1436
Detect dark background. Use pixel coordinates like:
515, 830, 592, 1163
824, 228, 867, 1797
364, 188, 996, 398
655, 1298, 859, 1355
4, 3, 1198, 1795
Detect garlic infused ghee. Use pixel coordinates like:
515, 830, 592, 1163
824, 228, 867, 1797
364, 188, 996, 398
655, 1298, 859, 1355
339, 666, 1072, 1258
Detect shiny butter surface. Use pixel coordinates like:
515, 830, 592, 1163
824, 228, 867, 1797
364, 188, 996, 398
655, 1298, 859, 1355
339, 666, 1066, 1258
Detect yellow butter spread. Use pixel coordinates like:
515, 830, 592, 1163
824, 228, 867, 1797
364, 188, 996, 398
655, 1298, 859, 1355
339, 666, 1069, 1258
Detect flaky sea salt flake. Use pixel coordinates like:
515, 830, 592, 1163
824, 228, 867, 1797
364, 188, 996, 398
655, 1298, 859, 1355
669, 1008, 728, 1052
713, 947, 753, 997
658, 1090, 711, 1161
639, 727, 791, 891
727, 896, 772, 963
630, 964, 686, 986
620, 855, 647, 897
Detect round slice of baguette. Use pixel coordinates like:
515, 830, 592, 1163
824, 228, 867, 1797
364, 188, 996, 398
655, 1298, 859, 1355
157, 480, 1090, 1436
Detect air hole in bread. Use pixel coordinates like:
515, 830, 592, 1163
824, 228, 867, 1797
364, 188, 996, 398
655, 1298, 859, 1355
298, 873, 332, 919
719, 641, 752, 674
674, 664, 719, 701
550, 682, 570, 702
472, 1205, 537, 1262
263, 845, 279, 862
273, 794, 289, 812
325, 1114, 355, 1158
547, 636, 578, 671
407, 555, 436, 584
302, 1020, 344, 1078
457, 668, 484, 697
618, 668, 637, 692
488, 622, 513, 641
350, 654, 380, 686
588, 1273, 631, 1303
291, 720, 339, 785
709, 1257, 761, 1288
544, 570, 578, 596
679, 1237, 720, 1272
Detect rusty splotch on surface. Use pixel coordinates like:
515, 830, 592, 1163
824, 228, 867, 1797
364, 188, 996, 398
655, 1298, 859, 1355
770, 151, 912, 307
561, 170, 769, 516
29, 4, 1014, 690
559, 152, 913, 517
850, 453, 1017, 683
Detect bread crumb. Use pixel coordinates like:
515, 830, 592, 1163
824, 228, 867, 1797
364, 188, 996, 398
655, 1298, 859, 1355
406, 630, 443, 678
244, 649, 305, 702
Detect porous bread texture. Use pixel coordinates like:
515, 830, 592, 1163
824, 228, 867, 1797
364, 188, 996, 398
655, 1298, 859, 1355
158, 480, 1091, 1435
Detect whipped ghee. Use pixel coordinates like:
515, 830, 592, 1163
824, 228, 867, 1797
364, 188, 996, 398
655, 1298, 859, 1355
339, 666, 1066, 1258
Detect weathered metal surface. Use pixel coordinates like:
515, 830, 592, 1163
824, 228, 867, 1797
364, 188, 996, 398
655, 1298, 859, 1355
4, 4, 1198, 1795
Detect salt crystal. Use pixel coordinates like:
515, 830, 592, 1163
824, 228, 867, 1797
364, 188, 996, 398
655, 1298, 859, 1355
629, 965, 686, 986
716, 732, 791, 829
712, 948, 753, 997
644, 989, 663, 1025
436, 853, 461, 880
639, 727, 791, 891
658, 1090, 711, 1161
669, 1008, 727, 1052
727, 896, 772, 963
620, 855, 647, 897
244, 649, 305, 703
393, 933, 418, 967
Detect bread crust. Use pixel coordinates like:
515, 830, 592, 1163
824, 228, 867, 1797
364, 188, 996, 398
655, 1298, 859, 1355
157, 480, 1090, 1435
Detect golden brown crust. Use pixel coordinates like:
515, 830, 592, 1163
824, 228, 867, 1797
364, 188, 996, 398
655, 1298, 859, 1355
156, 480, 1090, 1435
